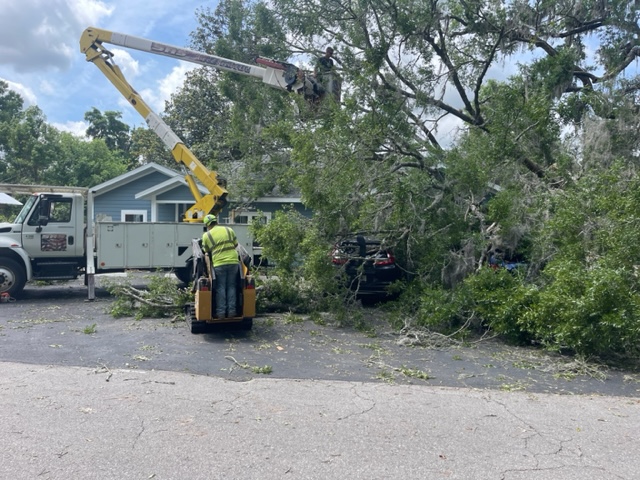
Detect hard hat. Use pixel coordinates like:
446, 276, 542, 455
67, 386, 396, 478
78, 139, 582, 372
203, 214, 218, 226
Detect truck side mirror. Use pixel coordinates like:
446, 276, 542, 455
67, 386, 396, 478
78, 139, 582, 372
37, 197, 51, 231
35, 215, 49, 233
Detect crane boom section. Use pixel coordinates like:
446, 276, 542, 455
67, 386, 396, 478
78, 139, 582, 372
80, 27, 227, 221
80, 27, 313, 96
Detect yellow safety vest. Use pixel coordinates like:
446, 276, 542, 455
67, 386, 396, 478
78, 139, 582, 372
202, 225, 238, 266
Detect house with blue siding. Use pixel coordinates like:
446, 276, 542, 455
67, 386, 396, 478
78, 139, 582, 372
92, 162, 310, 223
91, 162, 311, 263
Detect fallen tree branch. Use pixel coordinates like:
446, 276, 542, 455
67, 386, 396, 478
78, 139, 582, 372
112, 285, 178, 309
94, 363, 113, 382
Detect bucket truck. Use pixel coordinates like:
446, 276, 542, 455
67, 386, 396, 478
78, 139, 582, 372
78, 27, 324, 331
77, 27, 338, 331
0, 28, 324, 331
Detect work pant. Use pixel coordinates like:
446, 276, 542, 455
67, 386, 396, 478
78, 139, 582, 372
214, 263, 237, 318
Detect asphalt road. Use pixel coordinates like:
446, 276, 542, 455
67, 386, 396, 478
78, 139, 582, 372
1, 275, 639, 396
2, 362, 639, 480
2, 276, 640, 479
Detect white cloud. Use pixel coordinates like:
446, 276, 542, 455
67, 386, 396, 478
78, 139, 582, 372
111, 49, 140, 78
0, 0, 113, 74
0, 0, 204, 129
52, 120, 89, 138
84, 59, 195, 125
68, 0, 114, 27
159, 63, 197, 109
120, 62, 197, 113
434, 115, 465, 148
0, 78, 37, 105
39, 79, 56, 96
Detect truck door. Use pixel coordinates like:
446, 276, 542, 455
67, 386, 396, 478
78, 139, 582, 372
21, 195, 83, 258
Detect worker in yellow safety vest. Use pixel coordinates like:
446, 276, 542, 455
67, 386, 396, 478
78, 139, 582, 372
202, 214, 239, 318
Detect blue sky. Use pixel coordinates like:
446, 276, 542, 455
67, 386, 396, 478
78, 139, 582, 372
1, 0, 633, 147
0, 0, 212, 136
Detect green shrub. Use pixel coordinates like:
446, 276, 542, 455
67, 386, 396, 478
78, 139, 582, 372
255, 275, 342, 314
520, 259, 640, 356
461, 267, 538, 344
256, 276, 309, 313
252, 208, 342, 314
413, 284, 466, 332
417, 261, 640, 357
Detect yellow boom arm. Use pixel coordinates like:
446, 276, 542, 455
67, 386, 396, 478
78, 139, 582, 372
80, 26, 327, 220
80, 27, 228, 221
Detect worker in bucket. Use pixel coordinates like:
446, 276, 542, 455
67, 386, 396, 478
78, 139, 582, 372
314, 47, 335, 77
202, 214, 239, 318
313, 47, 340, 101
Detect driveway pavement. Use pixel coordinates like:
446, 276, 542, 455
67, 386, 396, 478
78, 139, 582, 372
1, 277, 639, 397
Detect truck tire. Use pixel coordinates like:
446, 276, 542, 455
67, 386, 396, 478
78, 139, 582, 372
174, 262, 193, 285
0, 258, 27, 298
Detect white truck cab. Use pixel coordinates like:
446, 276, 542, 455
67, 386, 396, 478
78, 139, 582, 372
0, 191, 86, 297
0, 188, 254, 299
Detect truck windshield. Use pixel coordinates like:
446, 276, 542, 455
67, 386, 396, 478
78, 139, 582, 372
13, 195, 37, 224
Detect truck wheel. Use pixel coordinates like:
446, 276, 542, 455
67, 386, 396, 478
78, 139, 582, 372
174, 263, 193, 284
0, 258, 27, 298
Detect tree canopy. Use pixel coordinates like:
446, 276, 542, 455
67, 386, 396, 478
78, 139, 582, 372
162, 0, 640, 356
0, 84, 129, 187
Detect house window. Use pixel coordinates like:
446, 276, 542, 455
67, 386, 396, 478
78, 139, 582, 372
121, 210, 147, 222
232, 211, 271, 224
176, 203, 191, 222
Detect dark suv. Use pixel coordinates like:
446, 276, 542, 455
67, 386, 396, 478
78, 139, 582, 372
331, 236, 403, 297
